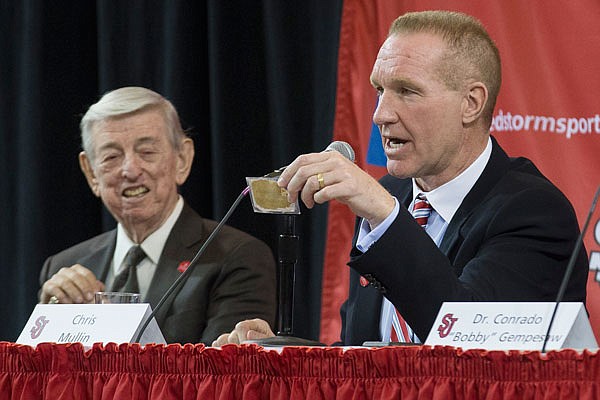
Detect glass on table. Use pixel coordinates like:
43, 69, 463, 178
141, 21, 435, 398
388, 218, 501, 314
94, 291, 141, 304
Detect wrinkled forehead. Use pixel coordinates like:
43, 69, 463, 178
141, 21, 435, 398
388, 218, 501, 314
87, 110, 172, 154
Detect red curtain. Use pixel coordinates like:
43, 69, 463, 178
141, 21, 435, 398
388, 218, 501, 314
1, 342, 599, 399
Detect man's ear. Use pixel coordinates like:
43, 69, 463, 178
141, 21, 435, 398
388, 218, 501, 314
175, 138, 195, 186
79, 151, 101, 197
462, 82, 488, 124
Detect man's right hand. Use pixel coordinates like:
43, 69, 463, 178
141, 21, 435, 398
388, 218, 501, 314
40, 264, 104, 304
212, 318, 275, 346
277, 151, 396, 229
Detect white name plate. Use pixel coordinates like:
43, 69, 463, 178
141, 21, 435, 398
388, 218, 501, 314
425, 302, 597, 351
16, 304, 166, 347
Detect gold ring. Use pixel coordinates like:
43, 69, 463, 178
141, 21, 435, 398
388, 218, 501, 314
317, 173, 325, 190
48, 295, 59, 304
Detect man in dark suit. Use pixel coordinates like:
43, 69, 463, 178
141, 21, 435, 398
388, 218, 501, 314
213, 10, 587, 346
39, 86, 276, 345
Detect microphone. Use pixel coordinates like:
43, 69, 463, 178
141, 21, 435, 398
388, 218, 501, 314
263, 141, 355, 178
541, 185, 600, 353
325, 140, 356, 162
133, 141, 355, 343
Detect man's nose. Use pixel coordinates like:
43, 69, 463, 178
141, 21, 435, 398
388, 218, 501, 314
372, 93, 398, 125
121, 154, 143, 178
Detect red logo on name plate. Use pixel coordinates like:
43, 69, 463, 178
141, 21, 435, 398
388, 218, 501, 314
30, 316, 50, 339
437, 313, 458, 338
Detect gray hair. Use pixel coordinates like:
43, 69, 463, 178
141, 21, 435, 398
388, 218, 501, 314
80, 87, 187, 162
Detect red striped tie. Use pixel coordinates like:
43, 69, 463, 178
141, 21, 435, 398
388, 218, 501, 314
391, 194, 432, 342
391, 313, 411, 342
412, 194, 432, 229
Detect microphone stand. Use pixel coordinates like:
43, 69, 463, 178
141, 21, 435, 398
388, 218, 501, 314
252, 214, 324, 346
278, 214, 298, 336
541, 185, 600, 353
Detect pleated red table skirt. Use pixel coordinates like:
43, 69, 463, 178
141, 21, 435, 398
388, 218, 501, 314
0, 342, 598, 399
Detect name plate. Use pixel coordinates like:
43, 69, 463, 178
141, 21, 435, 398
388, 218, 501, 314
16, 304, 166, 347
425, 302, 597, 351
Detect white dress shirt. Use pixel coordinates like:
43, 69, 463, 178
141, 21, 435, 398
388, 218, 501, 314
356, 137, 492, 343
107, 196, 184, 301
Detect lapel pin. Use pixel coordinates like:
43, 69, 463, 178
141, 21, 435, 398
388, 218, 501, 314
177, 261, 191, 273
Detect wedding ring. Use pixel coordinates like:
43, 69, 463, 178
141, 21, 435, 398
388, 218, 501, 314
48, 295, 59, 304
317, 173, 325, 190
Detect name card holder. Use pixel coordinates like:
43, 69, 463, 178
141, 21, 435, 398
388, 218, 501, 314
425, 302, 597, 351
16, 304, 166, 347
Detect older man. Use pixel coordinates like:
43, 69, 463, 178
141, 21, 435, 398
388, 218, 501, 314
214, 10, 587, 346
39, 86, 276, 345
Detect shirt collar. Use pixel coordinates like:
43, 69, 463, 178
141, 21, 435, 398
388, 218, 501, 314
412, 137, 492, 223
115, 196, 185, 266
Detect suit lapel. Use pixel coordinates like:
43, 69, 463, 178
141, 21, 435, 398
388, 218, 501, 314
145, 203, 207, 324
80, 231, 116, 282
439, 137, 511, 256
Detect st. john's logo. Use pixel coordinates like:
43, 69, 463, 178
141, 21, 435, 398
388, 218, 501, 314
437, 313, 458, 338
30, 316, 50, 339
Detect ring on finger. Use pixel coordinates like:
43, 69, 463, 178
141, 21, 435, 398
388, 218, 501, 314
317, 173, 325, 190
48, 295, 59, 304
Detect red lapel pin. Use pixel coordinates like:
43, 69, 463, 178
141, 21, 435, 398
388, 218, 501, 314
177, 261, 191, 273
359, 276, 369, 287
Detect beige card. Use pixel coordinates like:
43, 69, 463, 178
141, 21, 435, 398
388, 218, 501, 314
246, 177, 300, 214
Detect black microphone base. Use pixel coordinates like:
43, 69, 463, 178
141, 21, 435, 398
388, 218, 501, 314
246, 335, 326, 347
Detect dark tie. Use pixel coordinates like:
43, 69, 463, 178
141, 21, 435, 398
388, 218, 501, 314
111, 245, 146, 293
391, 194, 433, 342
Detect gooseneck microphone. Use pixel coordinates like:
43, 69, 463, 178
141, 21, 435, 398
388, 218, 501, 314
263, 141, 355, 178
134, 186, 251, 343
134, 141, 355, 343
541, 185, 600, 353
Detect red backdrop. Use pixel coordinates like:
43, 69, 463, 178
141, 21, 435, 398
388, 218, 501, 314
321, 0, 600, 345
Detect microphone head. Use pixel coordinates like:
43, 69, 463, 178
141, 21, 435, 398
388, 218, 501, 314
325, 141, 355, 162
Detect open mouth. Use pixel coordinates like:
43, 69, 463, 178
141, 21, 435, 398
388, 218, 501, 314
123, 186, 149, 198
385, 137, 408, 149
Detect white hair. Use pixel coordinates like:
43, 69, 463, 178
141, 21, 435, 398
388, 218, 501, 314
80, 86, 187, 162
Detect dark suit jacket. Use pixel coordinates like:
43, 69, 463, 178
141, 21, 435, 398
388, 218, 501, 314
340, 137, 588, 345
39, 202, 276, 345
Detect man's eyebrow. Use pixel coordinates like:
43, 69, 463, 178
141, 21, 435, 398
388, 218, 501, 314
96, 142, 120, 153
388, 78, 419, 89
96, 136, 159, 153
369, 76, 420, 89
135, 136, 159, 145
